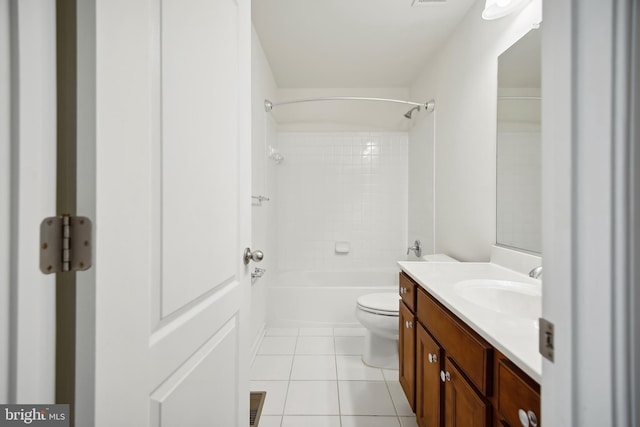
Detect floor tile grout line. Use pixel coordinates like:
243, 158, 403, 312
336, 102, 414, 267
382, 376, 402, 426
333, 334, 343, 427
278, 332, 297, 427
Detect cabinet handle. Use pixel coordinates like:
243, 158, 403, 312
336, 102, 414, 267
518, 409, 537, 427
528, 410, 538, 427
518, 409, 528, 427
405, 321, 412, 329
428, 353, 438, 363
440, 370, 450, 382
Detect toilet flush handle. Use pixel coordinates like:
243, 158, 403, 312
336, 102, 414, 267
407, 240, 422, 258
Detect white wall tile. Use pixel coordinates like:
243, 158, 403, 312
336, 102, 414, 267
276, 132, 408, 272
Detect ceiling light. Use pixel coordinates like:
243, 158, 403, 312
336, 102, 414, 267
482, 0, 531, 20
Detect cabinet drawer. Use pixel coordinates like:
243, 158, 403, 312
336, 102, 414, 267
417, 289, 492, 395
399, 272, 417, 312
497, 360, 540, 427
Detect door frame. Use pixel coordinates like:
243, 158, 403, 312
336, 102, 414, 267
542, 0, 639, 425
3, 0, 57, 405
0, 0, 11, 405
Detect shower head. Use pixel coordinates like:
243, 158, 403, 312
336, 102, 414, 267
404, 105, 421, 119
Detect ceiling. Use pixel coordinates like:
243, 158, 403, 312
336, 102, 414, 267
252, 0, 478, 88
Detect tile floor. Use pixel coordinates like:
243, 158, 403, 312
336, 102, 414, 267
250, 327, 418, 427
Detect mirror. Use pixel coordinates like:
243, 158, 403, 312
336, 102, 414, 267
496, 30, 541, 254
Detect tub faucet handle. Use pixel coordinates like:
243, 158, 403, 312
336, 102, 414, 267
407, 240, 422, 258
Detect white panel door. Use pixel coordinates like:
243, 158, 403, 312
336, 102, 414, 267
75, 0, 251, 425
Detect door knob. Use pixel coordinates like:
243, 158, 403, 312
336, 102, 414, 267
243, 248, 264, 265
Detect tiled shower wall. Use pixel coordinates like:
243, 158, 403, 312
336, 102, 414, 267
276, 132, 408, 272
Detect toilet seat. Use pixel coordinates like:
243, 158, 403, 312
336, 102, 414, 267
356, 293, 400, 316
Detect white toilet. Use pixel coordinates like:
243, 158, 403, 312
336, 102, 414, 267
355, 254, 459, 369
355, 292, 401, 369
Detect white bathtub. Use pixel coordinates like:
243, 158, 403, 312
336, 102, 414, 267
267, 270, 399, 328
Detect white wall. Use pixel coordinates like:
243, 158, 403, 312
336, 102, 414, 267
250, 26, 278, 351
409, 0, 542, 261
276, 132, 408, 272
0, 0, 10, 404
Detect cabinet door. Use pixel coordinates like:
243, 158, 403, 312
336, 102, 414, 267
399, 301, 416, 410
416, 323, 442, 427
444, 358, 490, 427
497, 360, 540, 427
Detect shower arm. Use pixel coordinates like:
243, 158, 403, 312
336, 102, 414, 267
264, 97, 435, 113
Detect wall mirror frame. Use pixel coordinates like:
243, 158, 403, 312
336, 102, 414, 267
495, 29, 541, 254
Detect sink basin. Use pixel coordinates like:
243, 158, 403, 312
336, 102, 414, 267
453, 279, 541, 319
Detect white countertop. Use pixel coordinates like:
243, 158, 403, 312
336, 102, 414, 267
397, 261, 542, 383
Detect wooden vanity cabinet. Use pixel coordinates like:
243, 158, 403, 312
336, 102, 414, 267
495, 357, 540, 427
399, 271, 540, 427
417, 287, 492, 427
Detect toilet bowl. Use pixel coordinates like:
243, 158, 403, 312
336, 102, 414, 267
355, 292, 400, 369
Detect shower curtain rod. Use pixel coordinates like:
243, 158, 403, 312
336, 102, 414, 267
264, 97, 435, 113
